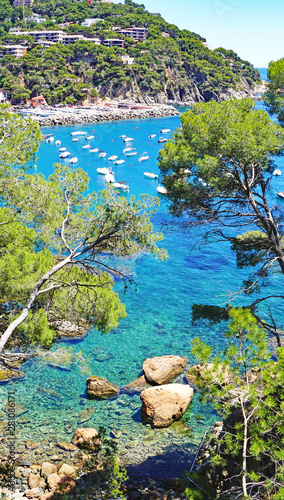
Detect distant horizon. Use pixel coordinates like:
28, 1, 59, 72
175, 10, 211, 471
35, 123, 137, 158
113, 0, 283, 68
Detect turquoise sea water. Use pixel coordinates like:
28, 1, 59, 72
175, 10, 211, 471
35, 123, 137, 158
1, 99, 284, 478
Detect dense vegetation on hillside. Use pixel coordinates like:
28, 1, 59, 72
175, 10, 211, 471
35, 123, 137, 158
0, 0, 261, 104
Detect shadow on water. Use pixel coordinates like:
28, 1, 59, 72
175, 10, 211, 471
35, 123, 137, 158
125, 442, 197, 481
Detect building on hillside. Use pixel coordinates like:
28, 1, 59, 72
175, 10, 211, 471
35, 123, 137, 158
13, 0, 33, 6
162, 32, 170, 38
120, 54, 134, 65
15, 30, 65, 43
81, 18, 101, 27
113, 25, 148, 42
26, 13, 46, 23
35, 40, 55, 48
9, 27, 21, 33
103, 39, 125, 48
30, 95, 47, 107
101, 0, 113, 3
62, 34, 85, 44
0, 45, 27, 59
0, 89, 9, 102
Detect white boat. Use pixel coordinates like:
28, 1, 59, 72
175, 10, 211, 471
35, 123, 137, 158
113, 181, 129, 191
157, 186, 167, 195
277, 191, 284, 199
148, 134, 156, 139
86, 135, 94, 140
123, 137, 134, 142
158, 137, 168, 143
97, 167, 114, 175
160, 128, 171, 133
46, 136, 54, 143
181, 168, 192, 174
108, 155, 118, 161
198, 178, 207, 187
90, 148, 99, 153
72, 138, 78, 142
59, 151, 71, 158
125, 149, 137, 157
273, 169, 281, 176
82, 144, 91, 149
138, 152, 150, 162
69, 157, 78, 164
105, 172, 115, 183
119, 135, 127, 138
144, 172, 158, 179
99, 151, 107, 158
70, 131, 87, 136
114, 159, 125, 165
123, 147, 133, 153
59, 147, 67, 152
55, 140, 61, 145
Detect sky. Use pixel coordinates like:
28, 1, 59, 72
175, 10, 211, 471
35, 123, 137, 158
113, 0, 284, 68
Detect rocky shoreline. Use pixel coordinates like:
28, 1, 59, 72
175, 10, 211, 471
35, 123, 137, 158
26, 104, 181, 128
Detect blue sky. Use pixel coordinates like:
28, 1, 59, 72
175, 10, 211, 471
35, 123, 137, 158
113, 0, 284, 68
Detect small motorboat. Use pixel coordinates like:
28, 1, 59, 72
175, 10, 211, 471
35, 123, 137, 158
46, 136, 54, 143
158, 137, 168, 143
123, 147, 133, 153
114, 159, 125, 165
138, 152, 150, 162
125, 149, 137, 157
97, 167, 114, 175
277, 191, 284, 199
70, 131, 87, 136
90, 148, 99, 153
86, 135, 94, 140
69, 157, 78, 164
59, 147, 67, 152
273, 169, 281, 176
113, 181, 129, 191
99, 151, 107, 158
108, 155, 118, 161
55, 140, 61, 145
144, 172, 158, 179
198, 178, 207, 187
59, 151, 71, 158
82, 144, 91, 149
181, 168, 192, 174
119, 135, 127, 138
160, 128, 171, 133
105, 172, 115, 183
148, 134, 156, 139
72, 138, 78, 142
157, 186, 167, 195
123, 137, 134, 142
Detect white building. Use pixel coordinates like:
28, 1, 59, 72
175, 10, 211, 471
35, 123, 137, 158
103, 38, 125, 48
26, 13, 46, 24
81, 18, 101, 27
0, 45, 27, 59
113, 25, 148, 43
120, 54, 134, 65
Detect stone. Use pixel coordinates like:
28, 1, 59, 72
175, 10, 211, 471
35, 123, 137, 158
86, 376, 119, 399
57, 475, 76, 493
24, 488, 40, 498
78, 407, 96, 423
0, 368, 25, 382
185, 363, 231, 386
140, 383, 193, 428
26, 441, 38, 450
122, 375, 150, 392
58, 463, 77, 478
143, 355, 188, 385
41, 462, 57, 479
72, 427, 101, 450
28, 474, 40, 489
47, 472, 61, 491
57, 441, 77, 452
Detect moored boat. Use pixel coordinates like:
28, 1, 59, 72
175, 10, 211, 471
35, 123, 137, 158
59, 147, 67, 152
69, 157, 78, 164
90, 148, 99, 153
113, 181, 129, 191
99, 151, 107, 158
138, 151, 150, 162
72, 138, 78, 142
46, 136, 54, 143
108, 155, 118, 161
144, 172, 158, 179
157, 186, 167, 194
115, 159, 125, 165
55, 140, 61, 145
82, 144, 91, 149
123, 137, 134, 142
70, 131, 87, 136
105, 172, 115, 183
277, 191, 284, 199
273, 169, 281, 176
160, 128, 171, 133
148, 134, 156, 139
59, 151, 71, 158
86, 135, 94, 140
125, 148, 137, 157
158, 137, 168, 143
97, 167, 114, 175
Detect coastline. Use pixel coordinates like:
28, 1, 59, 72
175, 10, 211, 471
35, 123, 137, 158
17, 103, 181, 128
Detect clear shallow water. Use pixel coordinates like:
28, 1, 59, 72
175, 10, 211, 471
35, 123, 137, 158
1, 104, 284, 477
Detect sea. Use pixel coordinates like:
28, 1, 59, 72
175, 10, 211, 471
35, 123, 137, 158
2, 68, 283, 479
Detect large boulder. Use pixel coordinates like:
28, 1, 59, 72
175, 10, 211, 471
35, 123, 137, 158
140, 383, 193, 427
185, 363, 231, 386
72, 427, 101, 450
86, 376, 119, 399
143, 355, 188, 385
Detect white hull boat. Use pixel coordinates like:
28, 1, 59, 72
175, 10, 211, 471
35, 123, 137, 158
125, 149, 137, 157
108, 155, 118, 161
158, 137, 168, 143
123, 137, 134, 142
46, 137, 54, 143
277, 191, 284, 199
138, 152, 150, 162
70, 131, 87, 136
99, 151, 107, 158
72, 138, 78, 142
113, 182, 129, 191
105, 172, 115, 183
90, 148, 99, 153
115, 159, 125, 165
59, 151, 71, 158
86, 135, 94, 140
273, 169, 281, 176
144, 172, 158, 179
69, 157, 78, 164
59, 147, 67, 152
157, 186, 167, 195
148, 134, 156, 139
160, 128, 171, 133
82, 144, 91, 149
55, 140, 61, 145
97, 167, 114, 175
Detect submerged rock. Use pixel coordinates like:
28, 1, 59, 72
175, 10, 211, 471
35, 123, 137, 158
86, 376, 119, 399
140, 383, 193, 428
4, 402, 29, 417
72, 427, 101, 450
78, 407, 96, 423
143, 355, 188, 385
122, 374, 150, 393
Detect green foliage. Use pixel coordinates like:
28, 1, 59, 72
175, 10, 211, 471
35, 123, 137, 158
265, 58, 284, 125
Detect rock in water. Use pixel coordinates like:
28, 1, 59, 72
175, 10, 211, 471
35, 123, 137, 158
86, 376, 119, 399
143, 355, 188, 385
140, 383, 193, 427
4, 402, 29, 417
72, 427, 101, 450
37, 386, 62, 399
78, 407, 96, 423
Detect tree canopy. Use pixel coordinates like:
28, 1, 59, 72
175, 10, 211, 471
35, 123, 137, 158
264, 58, 284, 126
158, 98, 284, 337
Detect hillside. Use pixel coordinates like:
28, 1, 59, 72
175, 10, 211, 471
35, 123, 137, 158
0, 0, 261, 105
